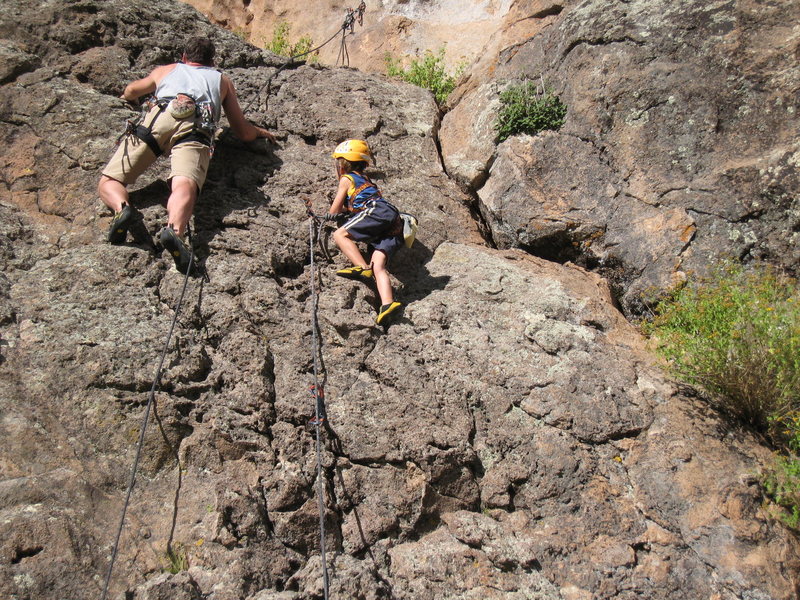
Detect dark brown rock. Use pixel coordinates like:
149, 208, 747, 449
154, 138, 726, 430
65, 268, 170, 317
443, 0, 800, 314
1, 0, 799, 599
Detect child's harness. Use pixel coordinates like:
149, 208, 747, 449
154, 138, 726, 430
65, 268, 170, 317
343, 172, 383, 212
343, 172, 406, 239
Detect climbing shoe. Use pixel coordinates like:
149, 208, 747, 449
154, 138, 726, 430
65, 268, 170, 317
107, 204, 137, 244
336, 265, 373, 282
376, 301, 403, 325
159, 226, 194, 275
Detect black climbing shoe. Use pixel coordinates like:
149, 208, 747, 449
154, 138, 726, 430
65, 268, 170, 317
159, 226, 194, 275
107, 204, 137, 244
376, 301, 403, 325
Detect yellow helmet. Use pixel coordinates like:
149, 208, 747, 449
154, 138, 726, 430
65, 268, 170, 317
332, 139, 372, 164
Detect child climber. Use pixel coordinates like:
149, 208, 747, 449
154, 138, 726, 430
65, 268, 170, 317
329, 139, 404, 325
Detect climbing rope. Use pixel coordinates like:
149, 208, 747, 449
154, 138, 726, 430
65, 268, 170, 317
307, 210, 331, 600
100, 6, 368, 596
336, 3, 366, 67
241, 4, 368, 117
100, 242, 196, 600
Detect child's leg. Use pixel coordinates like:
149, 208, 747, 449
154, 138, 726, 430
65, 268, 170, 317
371, 250, 394, 305
333, 227, 369, 268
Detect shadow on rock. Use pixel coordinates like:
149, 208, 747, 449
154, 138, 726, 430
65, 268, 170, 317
118, 129, 281, 273
186, 132, 282, 270
391, 240, 450, 305
126, 179, 173, 249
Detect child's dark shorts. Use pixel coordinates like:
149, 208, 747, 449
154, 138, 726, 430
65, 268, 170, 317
343, 199, 404, 257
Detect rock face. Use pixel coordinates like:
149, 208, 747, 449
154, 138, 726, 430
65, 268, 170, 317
441, 0, 800, 313
179, 0, 516, 73
1, 1, 799, 600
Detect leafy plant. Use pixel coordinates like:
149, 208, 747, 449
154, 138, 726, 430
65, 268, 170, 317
645, 261, 800, 438
384, 47, 464, 105
645, 261, 800, 531
762, 448, 800, 529
264, 21, 317, 62
762, 413, 800, 529
495, 79, 567, 142
165, 542, 188, 574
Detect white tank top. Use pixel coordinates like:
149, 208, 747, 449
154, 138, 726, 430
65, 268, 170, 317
156, 63, 222, 122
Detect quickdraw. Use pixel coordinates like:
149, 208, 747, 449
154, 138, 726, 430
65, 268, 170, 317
344, 1, 366, 31
308, 384, 327, 426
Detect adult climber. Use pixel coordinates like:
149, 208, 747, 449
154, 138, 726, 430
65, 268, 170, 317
98, 36, 275, 273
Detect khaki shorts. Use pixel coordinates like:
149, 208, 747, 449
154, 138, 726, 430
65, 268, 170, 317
102, 104, 211, 189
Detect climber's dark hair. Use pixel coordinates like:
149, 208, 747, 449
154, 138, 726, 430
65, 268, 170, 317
183, 37, 215, 66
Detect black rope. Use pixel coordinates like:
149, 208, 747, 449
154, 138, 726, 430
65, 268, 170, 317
336, 27, 351, 68
308, 215, 330, 600
241, 7, 366, 117
100, 242, 196, 600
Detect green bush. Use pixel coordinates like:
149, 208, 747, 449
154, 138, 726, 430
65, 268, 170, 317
645, 262, 800, 436
645, 261, 800, 531
264, 21, 317, 62
495, 80, 567, 142
384, 47, 464, 105
763, 437, 800, 530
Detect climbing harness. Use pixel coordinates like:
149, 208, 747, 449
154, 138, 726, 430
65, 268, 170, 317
100, 238, 196, 600
117, 94, 216, 157
342, 172, 383, 212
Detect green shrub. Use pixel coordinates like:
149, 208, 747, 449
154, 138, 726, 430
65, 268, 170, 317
264, 21, 317, 62
645, 262, 800, 531
495, 80, 567, 142
384, 47, 464, 105
165, 542, 188, 574
762, 442, 800, 530
645, 262, 800, 437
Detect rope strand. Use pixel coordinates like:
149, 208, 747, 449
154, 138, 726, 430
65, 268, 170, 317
308, 217, 330, 600
240, 8, 366, 117
100, 245, 196, 600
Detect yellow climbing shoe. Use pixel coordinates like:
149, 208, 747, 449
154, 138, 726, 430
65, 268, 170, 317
336, 265, 373, 281
376, 301, 403, 325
